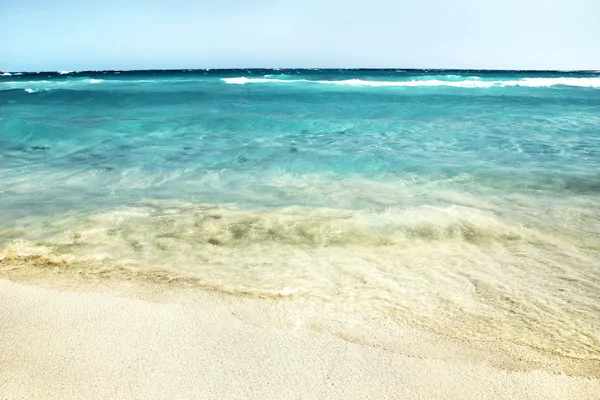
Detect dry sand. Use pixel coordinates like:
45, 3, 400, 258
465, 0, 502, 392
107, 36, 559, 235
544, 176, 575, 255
0, 278, 598, 400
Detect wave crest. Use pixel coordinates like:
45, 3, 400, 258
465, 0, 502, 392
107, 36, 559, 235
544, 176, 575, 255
222, 76, 600, 88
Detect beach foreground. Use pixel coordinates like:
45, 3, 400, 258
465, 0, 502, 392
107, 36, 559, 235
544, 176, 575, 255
1, 277, 598, 400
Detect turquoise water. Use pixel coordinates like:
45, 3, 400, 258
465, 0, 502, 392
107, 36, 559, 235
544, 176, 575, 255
1, 70, 600, 360
1, 70, 600, 215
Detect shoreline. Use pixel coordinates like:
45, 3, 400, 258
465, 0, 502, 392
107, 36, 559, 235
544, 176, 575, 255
2, 242, 600, 374
1, 271, 599, 399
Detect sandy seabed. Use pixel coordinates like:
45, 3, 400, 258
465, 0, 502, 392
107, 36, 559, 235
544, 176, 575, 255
0, 276, 598, 400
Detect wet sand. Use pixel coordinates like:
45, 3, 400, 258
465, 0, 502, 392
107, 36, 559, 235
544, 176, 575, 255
1, 278, 598, 400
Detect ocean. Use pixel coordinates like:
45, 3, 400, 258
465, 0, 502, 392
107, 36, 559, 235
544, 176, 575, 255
1, 69, 599, 361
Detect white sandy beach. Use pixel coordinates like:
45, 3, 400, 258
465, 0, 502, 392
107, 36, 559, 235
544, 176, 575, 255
1, 277, 598, 400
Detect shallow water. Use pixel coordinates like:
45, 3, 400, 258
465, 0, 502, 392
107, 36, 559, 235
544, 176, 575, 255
1, 69, 599, 360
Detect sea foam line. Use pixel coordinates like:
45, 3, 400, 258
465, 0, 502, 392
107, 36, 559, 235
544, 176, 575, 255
222, 76, 600, 88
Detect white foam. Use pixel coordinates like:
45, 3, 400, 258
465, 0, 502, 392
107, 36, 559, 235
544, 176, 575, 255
222, 77, 306, 85
222, 76, 600, 88
25, 88, 38, 93
58, 70, 73, 75
1, 72, 12, 76
509, 77, 600, 88
280, 287, 300, 296
89, 79, 102, 83
317, 77, 600, 88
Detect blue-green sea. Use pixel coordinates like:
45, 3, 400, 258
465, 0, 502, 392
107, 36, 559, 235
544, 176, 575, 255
1, 69, 599, 362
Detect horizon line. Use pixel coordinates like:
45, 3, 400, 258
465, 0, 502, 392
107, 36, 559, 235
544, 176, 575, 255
2, 67, 600, 74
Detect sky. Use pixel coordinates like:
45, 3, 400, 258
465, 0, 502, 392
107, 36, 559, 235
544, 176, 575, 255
1, 0, 599, 71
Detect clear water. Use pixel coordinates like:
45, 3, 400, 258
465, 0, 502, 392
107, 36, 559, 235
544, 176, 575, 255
1, 69, 599, 361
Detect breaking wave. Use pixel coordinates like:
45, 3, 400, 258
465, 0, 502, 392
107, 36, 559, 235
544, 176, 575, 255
222, 76, 600, 88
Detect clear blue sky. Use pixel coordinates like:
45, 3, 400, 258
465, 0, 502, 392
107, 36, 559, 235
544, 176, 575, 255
1, 0, 599, 71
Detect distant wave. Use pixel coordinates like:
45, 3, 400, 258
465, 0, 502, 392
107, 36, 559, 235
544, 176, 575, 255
58, 70, 73, 75
0, 78, 106, 92
222, 76, 600, 88
0, 77, 194, 91
1, 72, 12, 76
222, 77, 307, 85
3, 75, 599, 93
